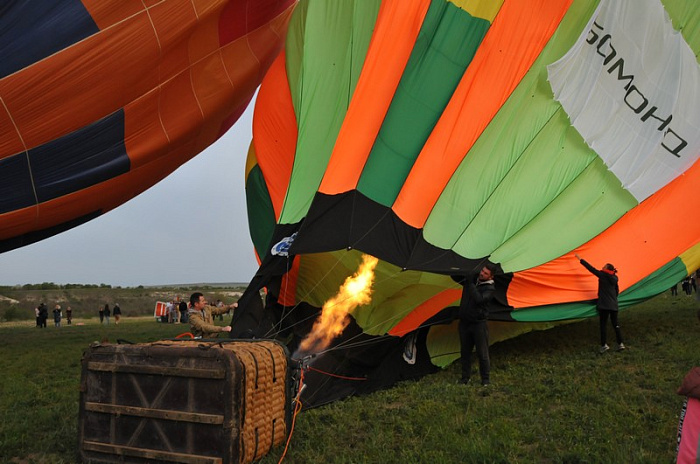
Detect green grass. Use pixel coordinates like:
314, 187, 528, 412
1, 294, 698, 463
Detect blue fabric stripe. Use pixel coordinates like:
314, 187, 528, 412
30, 110, 131, 203
0, 0, 99, 79
0, 210, 102, 253
0, 153, 35, 214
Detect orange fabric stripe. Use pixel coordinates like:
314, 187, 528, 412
253, 52, 297, 220
388, 288, 461, 336
126, 9, 292, 169
0, 102, 24, 158
279, 255, 301, 306
508, 157, 700, 308
0, 207, 38, 241
80, 0, 146, 29
0, 7, 161, 153
393, 0, 573, 227
318, 0, 431, 195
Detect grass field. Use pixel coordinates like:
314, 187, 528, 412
1, 293, 698, 463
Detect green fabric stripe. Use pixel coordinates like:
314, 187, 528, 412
511, 257, 689, 322
423, 0, 636, 273
663, 0, 700, 53
357, 1, 491, 207
280, 0, 381, 224
245, 164, 276, 259
425, 0, 700, 273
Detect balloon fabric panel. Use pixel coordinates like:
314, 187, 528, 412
0, 0, 296, 252
278, 0, 381, 224
507, 157, 700, 308
422, 0, 610, 270
392, 0, 573, 229
0, 1, 98, 80
245, 156, 277, 261
252, 52, 297, 221
356, 1, 491, 208
318, 0, 432, 197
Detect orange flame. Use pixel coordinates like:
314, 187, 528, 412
297, 254, 379, 356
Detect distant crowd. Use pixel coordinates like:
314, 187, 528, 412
34, 302, 121, 327
98, 303, 122, 325
670, 272, 698, 296
159, 297, 229, 324
160, 298, 189, 324
34, 302, 71, 328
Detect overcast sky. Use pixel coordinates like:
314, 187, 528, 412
0, 97, 260, 288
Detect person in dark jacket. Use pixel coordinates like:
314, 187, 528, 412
576, 254, 624, 353
178, 300, 188, 324
112, 303, 121, 324
452, 263, 498, 386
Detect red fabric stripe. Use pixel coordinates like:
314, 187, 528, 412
219, 0, 296, 46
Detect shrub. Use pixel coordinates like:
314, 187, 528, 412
1, 305, 30, 322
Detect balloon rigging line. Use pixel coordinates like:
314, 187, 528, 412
261, 254, 295, 338
265, 263, 406, 341
262, 253, 347, 339
306, 366, 367, 381
1, 97, 38, 206
306, 285, 461, 357
264, 263, 406, 342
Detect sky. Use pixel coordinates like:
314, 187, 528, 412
0, 98, 261, 288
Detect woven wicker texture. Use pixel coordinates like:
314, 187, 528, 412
153, 340, 289, 463
223, 341, 288, 463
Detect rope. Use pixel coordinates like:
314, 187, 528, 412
175, 332, 194, 339
277, 369, 305, 463
306, 365, 366, 382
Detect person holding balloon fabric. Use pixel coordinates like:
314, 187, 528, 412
575, 254, 625, 353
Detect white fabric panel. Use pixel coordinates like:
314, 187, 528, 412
547, 0, 700, 202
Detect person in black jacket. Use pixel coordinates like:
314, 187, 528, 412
452, 263, 498, 386
576, 254, 624, 353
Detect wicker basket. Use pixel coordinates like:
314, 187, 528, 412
78, 339, 292, 463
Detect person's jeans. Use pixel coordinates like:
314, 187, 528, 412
598, 309, 623, 345
459, 320, 490, 383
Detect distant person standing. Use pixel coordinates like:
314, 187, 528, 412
166, 301, 174, 323
576, 254, 625, 353
169, 301, 179, 323
66, 306, 72, 325
683, 277, 692, 295
113, 304, 121, 324
35, 306, 41, 327
179, 299, 188, 324
39, 303, 48, 328
53, 304, 62, 327
188, 292, 236, 339
103, 304, 110, 325
98, 305, 104, 324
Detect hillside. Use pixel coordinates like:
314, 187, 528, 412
0, 284, 247, 322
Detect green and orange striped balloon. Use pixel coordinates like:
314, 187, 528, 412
242, 0, 700, 405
